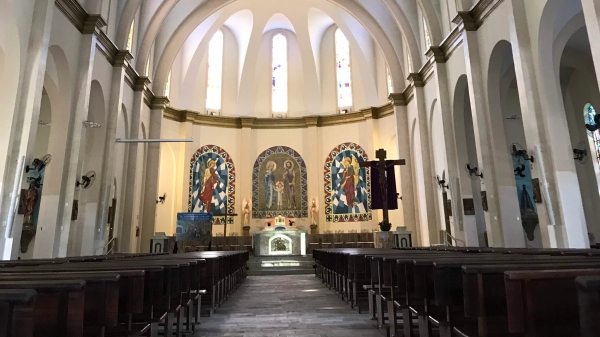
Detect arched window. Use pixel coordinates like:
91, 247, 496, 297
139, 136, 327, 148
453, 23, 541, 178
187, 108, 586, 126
127, 20, 135, 51
407, 53, 413, 73
206, 30, 224, 111
386, 66, 394, 94
585, 103, 600, 164
335, 28, 352, 108
423, 17, 432, 49
272, 34, 288, 113
164, 70, 172, 97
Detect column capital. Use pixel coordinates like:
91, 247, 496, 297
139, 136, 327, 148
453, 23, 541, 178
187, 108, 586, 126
452, 11, 477, 31
240, 117, 256, 128
408, 73, 425, 87
134, 76, 151, 92
151, 96, 170, 110
388, 93, 407, 106
114, 51, 133, 68
303, 116, 319, 127
425, 46, 446, 63
83, 14, 107, 34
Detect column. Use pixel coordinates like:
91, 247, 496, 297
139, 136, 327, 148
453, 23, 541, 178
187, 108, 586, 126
583, 0, 600, 92
29, 16, 105, 258
0, 1, 54, 259
139, 97, 169, 252
119, 77, 149, 253
456, 13, 525, 248
92, 51, 132, 254
507, 0, 560, 248
390, 94, 419, 245
409, 74, 441, 245
427, 47, 476, 245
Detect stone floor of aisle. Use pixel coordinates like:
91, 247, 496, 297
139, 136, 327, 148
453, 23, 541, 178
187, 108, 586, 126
194, 274, 384, 337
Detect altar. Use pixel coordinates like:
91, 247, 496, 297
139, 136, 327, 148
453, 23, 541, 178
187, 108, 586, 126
253, 215, 307, 256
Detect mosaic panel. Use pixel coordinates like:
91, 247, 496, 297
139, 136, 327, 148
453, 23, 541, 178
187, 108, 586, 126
252, 146, 308, 219
324, 142, 371, 222
189, 145, 235, 225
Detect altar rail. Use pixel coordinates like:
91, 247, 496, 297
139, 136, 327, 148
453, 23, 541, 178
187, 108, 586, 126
182, 233, 375, 254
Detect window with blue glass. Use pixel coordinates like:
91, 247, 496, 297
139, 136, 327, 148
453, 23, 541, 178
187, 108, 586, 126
585, 103, 600, 164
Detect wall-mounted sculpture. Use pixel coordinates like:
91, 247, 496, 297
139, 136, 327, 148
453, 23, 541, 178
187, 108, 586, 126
324, 142, 371, 222
189, 145, 236, 225
252, 146, 308, 219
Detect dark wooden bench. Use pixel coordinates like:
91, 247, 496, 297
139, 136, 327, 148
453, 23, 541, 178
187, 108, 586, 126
0, 280, 86, 337
576, 275, 600, 337
0, 289, 36, 337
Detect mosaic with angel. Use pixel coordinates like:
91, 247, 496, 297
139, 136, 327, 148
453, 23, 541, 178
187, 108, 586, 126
189, 145, 235, 224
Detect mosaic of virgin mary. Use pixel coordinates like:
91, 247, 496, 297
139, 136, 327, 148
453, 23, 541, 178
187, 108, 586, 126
252, 146, 308, 218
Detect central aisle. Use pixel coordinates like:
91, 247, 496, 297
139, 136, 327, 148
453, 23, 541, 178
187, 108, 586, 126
195, 274, 384, 337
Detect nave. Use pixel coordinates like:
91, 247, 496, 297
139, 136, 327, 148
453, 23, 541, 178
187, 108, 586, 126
196, 274, 382, 337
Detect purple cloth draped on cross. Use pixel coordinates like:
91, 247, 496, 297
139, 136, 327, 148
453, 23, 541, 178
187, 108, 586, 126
370, 162, 399, 210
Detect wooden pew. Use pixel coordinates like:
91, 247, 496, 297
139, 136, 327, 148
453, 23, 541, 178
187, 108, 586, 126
0, 289, 36, 337
576, 275, 600, 337
314, 248, 600, 337
0, 280, 86, 337
504, 268, 600, 336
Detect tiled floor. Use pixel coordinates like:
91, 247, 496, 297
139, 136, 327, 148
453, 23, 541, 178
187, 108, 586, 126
194, 274, 384, 337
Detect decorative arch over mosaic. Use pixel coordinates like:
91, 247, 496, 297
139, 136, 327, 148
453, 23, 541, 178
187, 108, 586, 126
324, 142, 371, 222
252, 146, 308, 219
189, 145, 235, 225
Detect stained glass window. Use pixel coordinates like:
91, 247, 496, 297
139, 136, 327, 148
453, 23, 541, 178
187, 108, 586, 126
386, 66, 394, 94
585, 104, 600, 164
206, 30, 224, 110
423, 17, 432, 49
335, 28, 352, 108
272, 34, 288, 113
127, 20, 135, 51
407, 53, 413, 73
164, 70, 171, 97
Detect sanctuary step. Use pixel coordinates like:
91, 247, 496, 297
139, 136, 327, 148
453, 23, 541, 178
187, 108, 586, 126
247, 254, 315, 276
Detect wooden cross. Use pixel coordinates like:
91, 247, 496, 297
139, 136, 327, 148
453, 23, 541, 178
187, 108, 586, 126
359, 149, 405, 223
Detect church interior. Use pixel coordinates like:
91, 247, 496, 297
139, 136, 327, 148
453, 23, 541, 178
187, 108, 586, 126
3, 0, 600, 336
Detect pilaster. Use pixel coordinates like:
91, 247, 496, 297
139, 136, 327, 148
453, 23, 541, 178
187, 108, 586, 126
119, 76, 150, 252
409, 73, 441, 245
239, 118, 255, 231
507, 0, 560, 248
426, 47, 473, 245
139, 97, 169, 252
390, 94, 419, 245
457, 13, 525, 248
0, 0, 55, 260
93, 50, 132, 254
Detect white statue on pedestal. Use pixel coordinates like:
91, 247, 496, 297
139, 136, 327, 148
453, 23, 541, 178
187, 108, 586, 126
242, 199, 251, 226
310, 198, 318, 225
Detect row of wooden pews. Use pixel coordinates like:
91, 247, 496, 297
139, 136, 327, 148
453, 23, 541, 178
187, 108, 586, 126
313, 247, 600, 337
0, 250, 248, 337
